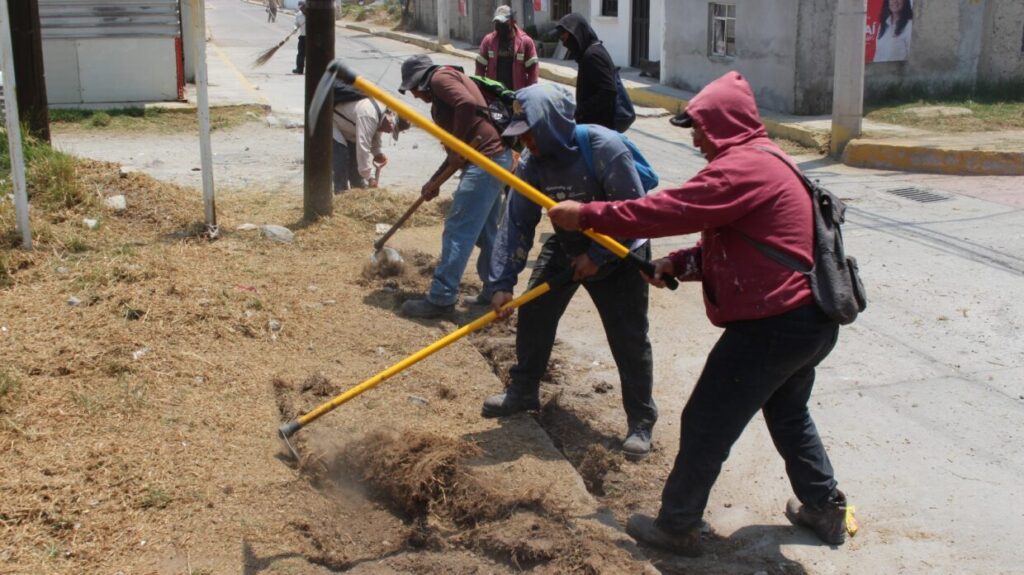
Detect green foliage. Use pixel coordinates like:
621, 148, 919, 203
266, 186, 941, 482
89, 112, 113, 127
1, 129, 89, 210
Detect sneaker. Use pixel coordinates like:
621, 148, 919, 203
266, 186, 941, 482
785, 490, 848, 545
400, 298, 454, 319
622, 426, 652, 461
481, 389, 540, 418
626, 514, 702, 557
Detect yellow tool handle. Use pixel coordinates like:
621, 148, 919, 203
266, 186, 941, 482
335, 65, 677, 290
280, 273, 567, 437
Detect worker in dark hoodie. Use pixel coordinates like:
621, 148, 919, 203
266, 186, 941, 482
481, 83, 657, 460
554, 13, 618, 130
548, 71, 851, 557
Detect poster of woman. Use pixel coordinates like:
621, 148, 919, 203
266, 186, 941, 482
865, 0, 914, 63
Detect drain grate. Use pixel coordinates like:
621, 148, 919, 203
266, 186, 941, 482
886, 187, 950, 203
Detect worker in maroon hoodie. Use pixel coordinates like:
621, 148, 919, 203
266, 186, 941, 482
547, 71, 850, 557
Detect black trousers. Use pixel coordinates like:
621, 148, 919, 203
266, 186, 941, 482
509, 236, 657, 430
656, 304, 840, 532
295, 36, 306, 73
332, 139, 365, 193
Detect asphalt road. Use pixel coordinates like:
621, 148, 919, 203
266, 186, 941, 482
65, 0, 1024, 571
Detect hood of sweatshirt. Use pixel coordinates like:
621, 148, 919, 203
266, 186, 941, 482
685, 71, 768, 156
515, 83, 578, 162
556, 13, 600, 62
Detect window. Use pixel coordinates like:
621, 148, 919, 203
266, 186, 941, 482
601, 0, 618, 17
709, 3, 736, 58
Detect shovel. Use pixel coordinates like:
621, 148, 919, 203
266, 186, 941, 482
308, 60, 679, 291
279, 268, 575, 456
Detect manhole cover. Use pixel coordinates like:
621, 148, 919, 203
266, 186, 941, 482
886, 187, 950, 203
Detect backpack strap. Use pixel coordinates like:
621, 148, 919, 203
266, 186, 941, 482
574, 124, 595, 179
735, 146, 816, 274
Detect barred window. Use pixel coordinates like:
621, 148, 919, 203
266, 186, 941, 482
602, 0, 618, 17
709, 3, 736, 58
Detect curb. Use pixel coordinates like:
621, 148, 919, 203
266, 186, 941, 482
340, 21, 1022, 176
843, 139, 1024, 176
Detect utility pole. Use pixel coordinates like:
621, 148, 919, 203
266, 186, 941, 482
7, 0, 49, 142
437, 0, 450, 45
303, 0, 335, 221
830, 0, 866, 157
1, 0, 32, 249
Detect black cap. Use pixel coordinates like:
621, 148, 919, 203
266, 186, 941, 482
399, 54, 436, 94
669, 111, 693, 128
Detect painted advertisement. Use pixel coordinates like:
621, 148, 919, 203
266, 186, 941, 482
865, 0, 914, 63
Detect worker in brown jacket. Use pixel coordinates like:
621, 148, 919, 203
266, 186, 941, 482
398, 54, 513, 319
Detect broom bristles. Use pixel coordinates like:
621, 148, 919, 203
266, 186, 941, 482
252, 27, 298, 68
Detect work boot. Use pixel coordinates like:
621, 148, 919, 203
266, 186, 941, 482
622, 425, 652, 461
400, 298, 454, 319
626, 514, 703, 557
481, 388, 540, 418
785, 490, 849, 545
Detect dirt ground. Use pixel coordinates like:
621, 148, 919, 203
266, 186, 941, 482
2, 116, 847, 575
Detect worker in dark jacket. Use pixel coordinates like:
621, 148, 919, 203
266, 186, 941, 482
547, 71, 851, 558
554, 13, 617, 130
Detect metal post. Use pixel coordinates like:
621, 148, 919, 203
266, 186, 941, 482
831, 0, 866, 157
0, 0, 32, 249
303, 0, 334, 221
437, 0, 450, 45
191, 0, 217, 231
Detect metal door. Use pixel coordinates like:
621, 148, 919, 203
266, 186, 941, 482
551, 0, 571, 21
630, 0, 650, 66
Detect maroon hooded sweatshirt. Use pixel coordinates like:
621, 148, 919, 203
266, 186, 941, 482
577, 71, 814, 326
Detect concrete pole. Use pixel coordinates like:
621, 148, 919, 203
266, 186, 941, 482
830, 0, 866, 157
437, 0, 450, 45
192, 0, 217, 230
0, 0, 32, 249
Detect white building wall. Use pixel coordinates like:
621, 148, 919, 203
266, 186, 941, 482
649, 0, 663, 62
662, 0, 799, 113
570, 0, 662, 67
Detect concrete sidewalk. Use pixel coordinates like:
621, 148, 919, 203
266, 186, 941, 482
343, 21, 1023, 177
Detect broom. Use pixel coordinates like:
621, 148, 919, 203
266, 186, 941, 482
253, 26, 301, 67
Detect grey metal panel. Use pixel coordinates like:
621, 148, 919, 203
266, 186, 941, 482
39, 0, 181, 40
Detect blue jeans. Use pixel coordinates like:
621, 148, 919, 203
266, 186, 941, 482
427, 149, 511, 307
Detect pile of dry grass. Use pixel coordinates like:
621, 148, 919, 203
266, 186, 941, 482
344, 430, 546, 528
336, 188, 448, 228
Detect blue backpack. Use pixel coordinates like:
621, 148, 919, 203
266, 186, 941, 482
574, 124, 659, 193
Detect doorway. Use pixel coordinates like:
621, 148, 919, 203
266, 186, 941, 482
630, 0, 650, 66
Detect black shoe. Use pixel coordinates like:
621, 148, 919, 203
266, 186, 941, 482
292, 69, 303, 75
400, 298, 454, 319
626, 514, 702, 557
622, 426, 652, 461
785, 490, 849, 545
481, 389, 540, 418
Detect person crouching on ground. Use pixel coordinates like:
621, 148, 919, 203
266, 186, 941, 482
332, 93, 410, 193
548, 71, 850, 556
482, 84, 657, 460
398, 54, 512, 319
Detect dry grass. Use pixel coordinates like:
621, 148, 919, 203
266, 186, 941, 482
49, 104, 269, 135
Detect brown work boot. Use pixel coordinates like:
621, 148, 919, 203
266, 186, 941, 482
785, 490, 849, 545
626, 514, 702, 557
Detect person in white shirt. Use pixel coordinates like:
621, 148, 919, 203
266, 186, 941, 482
873, 0, 913, 63
332, 96, 410, 192
293, 1, 307, 74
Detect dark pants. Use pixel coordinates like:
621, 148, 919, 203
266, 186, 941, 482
295, 36, 306, 73
656, 305, 840, 532
509, 237, 657, 430
332, 139, 365, 193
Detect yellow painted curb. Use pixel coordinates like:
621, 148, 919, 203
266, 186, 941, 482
844, 139, 1024, 176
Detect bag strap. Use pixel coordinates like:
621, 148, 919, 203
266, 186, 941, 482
736, 146, 816, 274
574, 124, 595, 178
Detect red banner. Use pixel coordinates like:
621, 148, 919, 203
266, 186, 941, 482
458, 0, 466, 17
